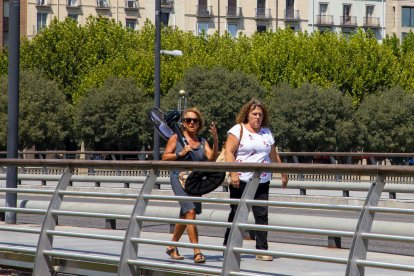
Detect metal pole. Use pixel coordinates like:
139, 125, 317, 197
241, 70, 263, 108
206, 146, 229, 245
153, 0, 161, 160
6, 0, 20, 224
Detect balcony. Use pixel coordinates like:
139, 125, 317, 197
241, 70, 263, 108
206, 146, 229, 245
315, 15, 333, 26
255, 8, 271, 20
125, 0, 138, 10
66, 0, 81, 8
196, 5, 212, 17
340, 16, 357, 27
36, 0, 51, 7
161, 0, 173, 9
284, 9, 300, 21
96, 0, 110, 9
226, 6, 242, 18
363, 17, 380, 28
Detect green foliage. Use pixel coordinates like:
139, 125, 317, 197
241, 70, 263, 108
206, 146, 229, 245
74, 77, 152, 150
0, 48, 7, 76
268, 83, 360, 151
355, 87, 414, 152
162, 66, 267, 144
0, 71, 73, 150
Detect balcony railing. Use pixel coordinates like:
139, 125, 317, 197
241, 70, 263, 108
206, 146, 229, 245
36, 0, 51, 7
66, 0, 81, 7
226, 6, 242, 18
96, 0, 110, 9
340, 16, 357, 27
316, 15, 334, 26
255, 8, 271, 20
196, 5, 212, 17
161, 0, 173, 9
363, 17, 380, 28
125, 0, 138, 10
284, 9, 300, 21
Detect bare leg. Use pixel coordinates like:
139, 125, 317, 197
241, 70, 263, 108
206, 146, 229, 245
185, 209, 202, 258
166, 214, 187, 259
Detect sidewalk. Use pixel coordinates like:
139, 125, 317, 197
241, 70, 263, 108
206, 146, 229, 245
0, 223, 413, 275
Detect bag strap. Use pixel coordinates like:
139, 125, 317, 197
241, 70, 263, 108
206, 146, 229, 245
236, 123, 243, 151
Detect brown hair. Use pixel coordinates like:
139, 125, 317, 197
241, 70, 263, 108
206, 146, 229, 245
236, 98, 270, 127
181, 107, 206, 133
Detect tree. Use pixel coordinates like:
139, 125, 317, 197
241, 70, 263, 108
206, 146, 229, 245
355, 87, 414, 152
162, 66, 267, 145
0, 48, 7, 76
268, 83, 360, 152
74, 77, 153, 150
0, 71, 73, 150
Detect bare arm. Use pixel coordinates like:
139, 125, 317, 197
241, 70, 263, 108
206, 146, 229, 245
204, 122, 219, 161
162, 134, 193, 161
269, 145, 288, 188
225, 133, 240, 187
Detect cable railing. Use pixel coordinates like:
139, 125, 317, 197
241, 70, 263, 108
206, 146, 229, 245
0, 159, 413, 275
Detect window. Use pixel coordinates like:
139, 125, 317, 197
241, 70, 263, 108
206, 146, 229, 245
68, 14, 78, 21
97, 0, 109, 8
402, 7, 414, 27
343, 4, 351, 17
4, 0, 10, 17
126, 0, 136, 8
197, 22, 209, 36
227, 23, 238, 37
161, 12, 170, 26
37, 12, 47, 32
126, 19, 136, 30
257, 0, 265, 9
67, 0, 79, 6
366, 5, 374, 17
257, 25, 266, 32
319, 3, 327, 15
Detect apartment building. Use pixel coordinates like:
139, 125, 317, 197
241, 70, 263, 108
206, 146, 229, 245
1, 0, 414, 47
308, 1, 386, 40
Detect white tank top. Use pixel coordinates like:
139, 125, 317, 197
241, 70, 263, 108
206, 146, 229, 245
228, 124, 275, 183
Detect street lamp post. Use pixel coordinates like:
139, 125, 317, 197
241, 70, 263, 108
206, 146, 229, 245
153, 0, 183, 160
153, 0, 162, 160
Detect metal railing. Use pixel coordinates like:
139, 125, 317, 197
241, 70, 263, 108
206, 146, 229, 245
284, 9, 300, 21
0, 159, 413, 275
340, 16, 357, 27
124, 0, 138, 9
226, 6, 242, 18
96, 0, 110, 9
316, 15, 334, 26
196, 5, 212, 17
363, 17, 380, 28
255, 8, 271, 20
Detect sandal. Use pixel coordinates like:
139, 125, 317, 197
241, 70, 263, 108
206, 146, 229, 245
166, 248, 184, 260
193, 252, 206, 264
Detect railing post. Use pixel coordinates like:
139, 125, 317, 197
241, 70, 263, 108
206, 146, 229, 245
222, 171, 260, 276
33, 167, 73, 275
118, 169, 158, 276
346, 173, 385, 276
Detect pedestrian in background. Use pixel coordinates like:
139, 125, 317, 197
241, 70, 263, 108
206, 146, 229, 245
162, 107, 218, 263
223, 99, 288, 261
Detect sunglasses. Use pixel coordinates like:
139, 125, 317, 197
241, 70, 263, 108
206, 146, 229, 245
184, 117, 200, 124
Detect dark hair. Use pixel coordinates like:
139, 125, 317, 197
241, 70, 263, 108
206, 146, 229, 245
181, 107, 205, 133
236, 98, 270, 127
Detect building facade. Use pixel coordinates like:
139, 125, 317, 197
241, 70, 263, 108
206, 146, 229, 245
1, 0, 414, 47
308, 0, 386, 40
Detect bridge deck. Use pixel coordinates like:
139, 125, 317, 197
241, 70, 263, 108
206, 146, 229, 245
1, 223, 413, 275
